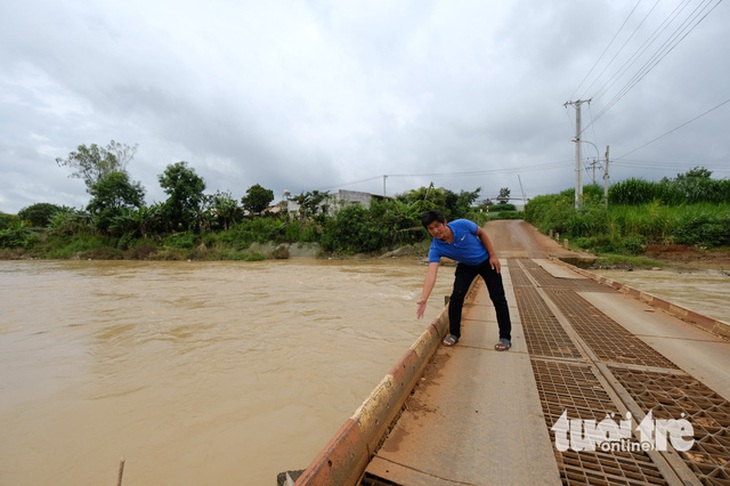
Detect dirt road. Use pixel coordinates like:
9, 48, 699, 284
486, 219, 557, 258
485, 219, 587, 261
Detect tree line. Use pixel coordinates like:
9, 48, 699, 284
1, 140, 496, 259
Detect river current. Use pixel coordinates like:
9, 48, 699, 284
0, 259, 452, 485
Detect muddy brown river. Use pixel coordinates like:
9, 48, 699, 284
0, 259, 453, 485
593, 268, 730, 324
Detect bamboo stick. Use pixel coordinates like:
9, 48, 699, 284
117, 457, 125, 486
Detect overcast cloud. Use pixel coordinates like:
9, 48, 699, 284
1, 0, 728, 213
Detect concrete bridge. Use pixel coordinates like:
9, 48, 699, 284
289, 220, 730, 486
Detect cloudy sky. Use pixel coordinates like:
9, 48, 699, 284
1, 0, 728, 213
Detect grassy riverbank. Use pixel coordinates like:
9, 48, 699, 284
0, 193, 484, 261
588, 248, 730, 271
525, 177, 730, 271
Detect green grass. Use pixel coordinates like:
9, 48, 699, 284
591, 253, 670, 270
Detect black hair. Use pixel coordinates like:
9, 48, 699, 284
421, 209, 446, 228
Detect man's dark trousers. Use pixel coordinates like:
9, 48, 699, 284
448, 259, 512, 341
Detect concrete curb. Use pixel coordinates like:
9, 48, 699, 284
550, 256, 730, 340
294, 306, 450, 485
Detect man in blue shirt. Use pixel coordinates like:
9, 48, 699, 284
416, 209, 512, 350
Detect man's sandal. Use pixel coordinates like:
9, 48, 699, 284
442, 334, 459, 347
494, 339, 511, 351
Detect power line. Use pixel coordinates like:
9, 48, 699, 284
589, 0, 722, 129
315, 161, 575, 193
611, 160, 727, 172
589, 0, 672, 103
615, 97, 730, 159
384, 161, 572, 178
570, 0, 645, 100
584, 0, 662, 101
317, 175, 383, 192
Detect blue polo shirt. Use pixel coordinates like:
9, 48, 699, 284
428, 219, 489, 265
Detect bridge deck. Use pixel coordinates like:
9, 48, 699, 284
362, 258, 730, 485
293, 221, 730, 486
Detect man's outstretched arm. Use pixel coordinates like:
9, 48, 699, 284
416, 262, 440, 319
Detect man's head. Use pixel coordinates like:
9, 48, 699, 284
421, 210, 450, 240
421, 210, 446, 229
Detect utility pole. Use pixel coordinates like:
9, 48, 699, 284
564, 98, 591, 209
383, 175, 388, 197
518, 174, 527, 207
591, 159, 598, 184
603, 145, 608, 207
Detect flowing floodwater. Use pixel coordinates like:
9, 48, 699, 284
593, 268, 730, 324
0, 259, 453, 485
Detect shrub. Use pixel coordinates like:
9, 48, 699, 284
321, 204, 389, 253
618, 234, 646, 255
524, 193, 574, 235
486, 211, 524, 221
673, 211, 730, 246
41, 233, 116, 259
164, 232, 198, 249
18, 203, 64, 227
609, 178, 657, 205
0, 212, 17, 230
567, 204, 608, 237
0, 219, 37, 248
574, 235, 615, 253
218, 217, 287, 250
490, 203, 516, 212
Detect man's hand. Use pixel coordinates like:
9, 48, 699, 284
417, 263, 439, 319
416, 299, 428, 319
489, 256, 502, 273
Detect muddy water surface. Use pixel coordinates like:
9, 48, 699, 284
593, 267, 730, 323
0, 259, 452, 485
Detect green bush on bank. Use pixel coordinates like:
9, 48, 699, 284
490, 203, 516, 212
673, 207, 730, 246
36, 232, 119, 259
609, 168, 730, 205
0, 218, 37, 248
525, 176, 730, 254
486, 211, 524, 221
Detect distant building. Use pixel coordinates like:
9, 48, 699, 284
333, 189, 387, 209
281, 189, 389, 218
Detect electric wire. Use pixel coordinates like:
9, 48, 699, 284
589, 0, 681, 103
316, 161, 575, 192
567, 0, 724, 138
383, 161, 572, 178
582, 0, 661, 101
614, 97, 730, 159
569, 0, 645, 100
317, 175, 384, 191
589, 0, 722, 129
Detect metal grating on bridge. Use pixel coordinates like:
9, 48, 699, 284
513, 259, 730, 486
520, 259, 612, 293
511, 265, 582, 360
542, 287, 680, 370
531, 358, 668, 486
512, 263, 670, 485
610, 367, 730, 484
